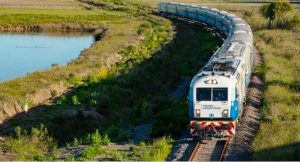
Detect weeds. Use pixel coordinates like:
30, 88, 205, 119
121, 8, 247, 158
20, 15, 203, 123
71, 129, 111, 160
252, 28, 300, 160
2, 125, 58, 160
140, 137, 172, 161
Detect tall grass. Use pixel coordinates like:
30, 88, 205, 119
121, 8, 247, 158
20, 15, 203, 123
1, 125, 58, 160
141, 137, 172, 161
252, 29, 300, 160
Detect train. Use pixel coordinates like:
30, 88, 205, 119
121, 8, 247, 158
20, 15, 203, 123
158, 2, 253, 139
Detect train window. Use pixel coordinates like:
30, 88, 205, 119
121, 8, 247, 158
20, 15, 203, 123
196, 88, 211, 101
213, 88, 228, 101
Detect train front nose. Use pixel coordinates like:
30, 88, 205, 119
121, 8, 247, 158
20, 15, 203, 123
193, 87, 229, 119
190, 121, 236, 138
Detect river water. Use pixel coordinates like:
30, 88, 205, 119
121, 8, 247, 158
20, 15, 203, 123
0, 32, 94, 82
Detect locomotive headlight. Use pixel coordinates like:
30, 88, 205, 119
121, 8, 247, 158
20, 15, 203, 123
223, 109, 229, 117
196, 109, 201, 117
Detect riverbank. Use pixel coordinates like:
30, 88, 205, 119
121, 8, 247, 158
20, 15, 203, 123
0, 1, 148, 123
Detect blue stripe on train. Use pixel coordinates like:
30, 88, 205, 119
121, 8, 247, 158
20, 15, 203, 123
230, 99, 239, 120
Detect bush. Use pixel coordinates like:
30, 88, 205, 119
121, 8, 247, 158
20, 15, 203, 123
75, 130, 111, 160
140, 137, 172, 161
50, 89, 57, 98
151, 100, 189, 138
71, 95, 81, 105
78, 145, 104, 160
83, 129, 111, 146
3, 125, 58, 160
260, 1, 293, 20
73, 137, 79, 147
68, 73, 82, 87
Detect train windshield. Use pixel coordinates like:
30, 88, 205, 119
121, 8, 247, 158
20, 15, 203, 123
196, 88, 228, 101
196, 88, 211, 101
212, 88, 228, 101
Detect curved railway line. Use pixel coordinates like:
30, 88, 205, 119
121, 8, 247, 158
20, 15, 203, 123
159, 2, 255, 161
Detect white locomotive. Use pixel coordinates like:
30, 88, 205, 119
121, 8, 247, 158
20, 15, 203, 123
158, 2, 253, 138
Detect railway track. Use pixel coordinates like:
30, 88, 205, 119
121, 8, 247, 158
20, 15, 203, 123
188, 138, 229, 161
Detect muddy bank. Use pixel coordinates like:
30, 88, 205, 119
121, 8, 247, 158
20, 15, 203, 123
0, 23, 102, 33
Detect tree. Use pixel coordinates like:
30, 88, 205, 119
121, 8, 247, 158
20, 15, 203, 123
260, 0, 293, 20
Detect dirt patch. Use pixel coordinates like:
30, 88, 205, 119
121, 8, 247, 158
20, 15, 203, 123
223, 47, 264, 161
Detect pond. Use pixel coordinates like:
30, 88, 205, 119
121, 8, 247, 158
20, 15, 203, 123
0, 32, 95, 82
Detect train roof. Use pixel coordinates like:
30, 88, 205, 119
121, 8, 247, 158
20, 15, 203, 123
158, 2, 253, 78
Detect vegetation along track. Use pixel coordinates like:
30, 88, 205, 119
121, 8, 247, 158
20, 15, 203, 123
188, 139, 229, 161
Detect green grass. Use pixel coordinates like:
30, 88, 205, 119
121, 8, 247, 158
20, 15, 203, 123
241, 4, 300, 160
241, 5, 300, 160
141, 137, 172, 161
252, 29, 300, 161
0, 8, 122, 25
240, 3, 300, 160
0, 8, 101, 15
91, 136, 172, 161
1, 125, 58, 160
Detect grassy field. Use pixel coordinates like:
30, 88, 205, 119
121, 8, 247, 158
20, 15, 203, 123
251, 30, 300, 160
0, 0, 82, 9
0, 7, 122, 25
241, 3, 300, 160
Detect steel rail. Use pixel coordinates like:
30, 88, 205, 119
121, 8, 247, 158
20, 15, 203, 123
188, 138, 229, 161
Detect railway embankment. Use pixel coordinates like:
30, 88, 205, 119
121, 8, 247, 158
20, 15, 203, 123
223, 47, 264, 160
167, 1, 300, 161
243, 3, 300, 160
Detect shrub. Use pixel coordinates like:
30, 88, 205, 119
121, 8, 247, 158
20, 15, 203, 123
68, 73, 82, 87
140, 137, 172, 161
50, 90, 57, 98
71, 95, 81, 105
73, 137, 79, 147
151, 100, 189, 138
260, 1, 293, 20
102, 134, 111, 145
90, 129, 102, 146
65, 154, 75, 161
83, 129, 111, 146
3, 125, 58, 160
78, 145, 104, 160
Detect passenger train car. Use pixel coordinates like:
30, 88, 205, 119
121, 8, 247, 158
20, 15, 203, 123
158, 2, 253, 138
